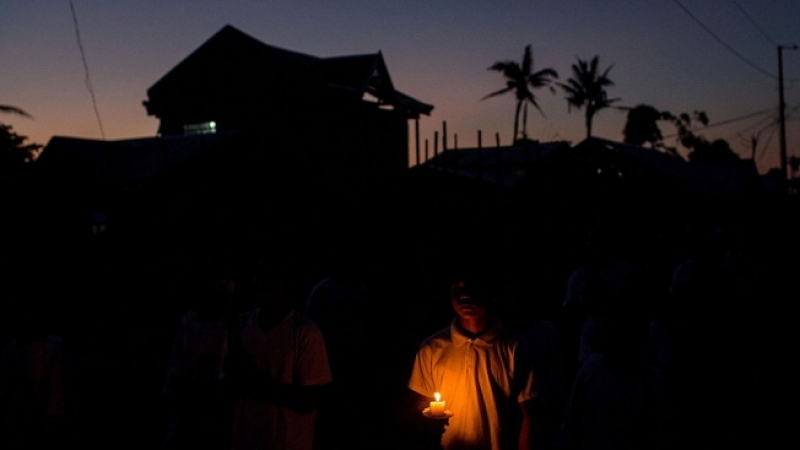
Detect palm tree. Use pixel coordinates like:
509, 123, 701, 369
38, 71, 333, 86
557, 55, 619, 138
482, 45, 558, 143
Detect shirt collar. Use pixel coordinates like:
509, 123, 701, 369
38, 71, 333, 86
450, 317, 502, 347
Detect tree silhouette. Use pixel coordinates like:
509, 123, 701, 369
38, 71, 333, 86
557, 55, 619, 139
669, 110, 709, 151
622, 107, 739, 162
663, 110, 739, 161
687, 138, 740, 163
622, 104, 672, 148
1, 122, 42, 168
1, 105, 42, 171
482, 45, 558, 143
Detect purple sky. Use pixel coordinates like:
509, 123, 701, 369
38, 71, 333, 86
2, 1, 799, 174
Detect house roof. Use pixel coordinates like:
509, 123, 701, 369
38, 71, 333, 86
572, 137, 762, 197
418, 140, 572, 187
37, 131, 244, 186
416, 136, 763, 197
144, 24, 432, 119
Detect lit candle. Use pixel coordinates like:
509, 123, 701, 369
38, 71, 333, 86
429, 392, 445, 416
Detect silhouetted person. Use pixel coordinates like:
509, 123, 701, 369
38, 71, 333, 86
0, 298, 74, 449
660, 221, 753, 447
305, 235, 373, 450
161, 256, 237, 450
554, 277, 672, 450
560, 219, 645, 379
225, 254, 332, 450
513, 274, 567, 450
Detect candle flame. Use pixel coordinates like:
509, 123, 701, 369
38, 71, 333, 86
434, 392, 441, 401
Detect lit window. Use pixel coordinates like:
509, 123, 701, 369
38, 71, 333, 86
91, 211, 107, 235
184, 121, 217, 135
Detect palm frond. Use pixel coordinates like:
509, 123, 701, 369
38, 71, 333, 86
484, 44, 558, 140
481, 86, 515, 100
0, 105, 33, 119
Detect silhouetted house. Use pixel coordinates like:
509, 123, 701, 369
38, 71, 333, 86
142, 24, 433, 205
562, 137, 763, 213
22, 25, 434, 289
532, 137, 762, 230
403, 137, 765, 271
31, 131, 249, 246
419, 139, 571, 188
400, 140, 572, 268
0, 131, 248, 321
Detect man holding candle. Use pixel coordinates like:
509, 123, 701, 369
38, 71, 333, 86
407, 262, 538, 450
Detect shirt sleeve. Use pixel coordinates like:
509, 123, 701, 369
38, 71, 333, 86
563, 268, 586, 309
295, 318, 333, 386
407, 342, 435, 397
514, 339, 538, 404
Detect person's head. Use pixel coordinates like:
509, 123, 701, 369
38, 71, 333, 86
195, 254, 237, 319
210, 257, 236, 298
448, 269, 498, 322
252, 255, 306, 319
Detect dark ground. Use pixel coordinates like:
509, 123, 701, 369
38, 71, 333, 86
2, 191, 799, 450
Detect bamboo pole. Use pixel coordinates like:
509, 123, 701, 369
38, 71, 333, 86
415, 118, 420, 166
442, 121, 448, 151
477, 130, 483, 180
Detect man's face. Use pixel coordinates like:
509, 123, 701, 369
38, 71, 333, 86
450, 278, 488, 320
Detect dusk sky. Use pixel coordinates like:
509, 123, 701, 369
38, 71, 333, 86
2, 1, 799, 174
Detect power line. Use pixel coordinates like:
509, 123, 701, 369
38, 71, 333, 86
736, 116, 778, 158
750, 103, 800, 139
756, 124, 778, 163
735, 104, 800, 163
732, 0, 779, 47
733, 112, 775, 136
738, 111, 777, 136
700, 106, 776, 130
671, 0, 776, 79
70, 0, 105, 140
663, 105, 777, 138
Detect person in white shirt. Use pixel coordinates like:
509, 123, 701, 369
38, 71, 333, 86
407, 266, 538, 450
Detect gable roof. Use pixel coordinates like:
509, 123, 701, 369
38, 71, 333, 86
144, 24, 432, 119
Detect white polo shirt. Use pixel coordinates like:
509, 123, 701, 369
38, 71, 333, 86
408, 318, 537, 450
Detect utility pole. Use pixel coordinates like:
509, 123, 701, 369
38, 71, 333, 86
778, 44, 797, 184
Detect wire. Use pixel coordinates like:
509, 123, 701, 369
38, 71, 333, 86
756, 124, 778, 162
662, 106, 777, 138
70, 0, 106, 140
732, 0, 779, 47
734, 115, 775, 145
671, 0, 776, 79
736, 104, 799, 162
700, 106, 776, 131
751, 105, 800, 163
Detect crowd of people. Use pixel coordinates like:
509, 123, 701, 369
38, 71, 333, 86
1, 203, 796, 450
